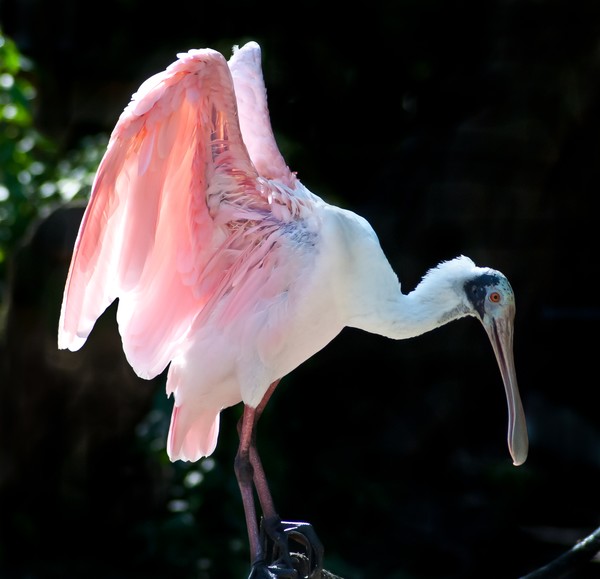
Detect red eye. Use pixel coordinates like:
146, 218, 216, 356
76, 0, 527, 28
489, 292, 501, 303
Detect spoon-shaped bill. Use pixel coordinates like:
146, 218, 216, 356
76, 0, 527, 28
483, 310, 528, 466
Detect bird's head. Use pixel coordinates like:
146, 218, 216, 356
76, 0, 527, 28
463, 266, 528, 466
408, 256, 528, 465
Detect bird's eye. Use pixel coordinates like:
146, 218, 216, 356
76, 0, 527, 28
489, 291, 501, 303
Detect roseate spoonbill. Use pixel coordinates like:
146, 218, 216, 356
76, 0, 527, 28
58, 41, 528, 577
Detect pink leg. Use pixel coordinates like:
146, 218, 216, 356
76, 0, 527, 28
249, 380, 280, 519
234, 380, 280, 564
235, 380, 323, 577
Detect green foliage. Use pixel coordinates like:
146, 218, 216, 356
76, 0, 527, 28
0, 29, 49, 272
0, 28, 107, 286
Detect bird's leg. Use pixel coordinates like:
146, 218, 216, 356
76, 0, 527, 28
249, 380, 280, 521
236, 381, 296, 578
237, 381, 294, 576
236, 380, 324, 579
248, 382, 295, 569
235, 404, 266, 567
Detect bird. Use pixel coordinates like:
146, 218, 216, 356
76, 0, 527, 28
58, 41, 528, 577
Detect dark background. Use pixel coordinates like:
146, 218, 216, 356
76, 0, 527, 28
1, 1, 600, 577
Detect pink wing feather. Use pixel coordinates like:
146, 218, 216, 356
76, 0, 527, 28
228, 42, 295, 187
58, 46, 269, 379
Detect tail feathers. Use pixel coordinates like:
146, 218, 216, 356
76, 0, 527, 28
167, 404, 220, 462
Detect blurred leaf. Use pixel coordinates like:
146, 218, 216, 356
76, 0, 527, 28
0, 28, 107, 288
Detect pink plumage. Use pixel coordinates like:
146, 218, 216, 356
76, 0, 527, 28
59, 42, 326, 461
58, 41, 526, 573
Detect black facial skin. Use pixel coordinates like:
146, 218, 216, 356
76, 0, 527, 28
464, 273, 501, 318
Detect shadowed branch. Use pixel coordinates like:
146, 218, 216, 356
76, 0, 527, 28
520, 525, 600, 578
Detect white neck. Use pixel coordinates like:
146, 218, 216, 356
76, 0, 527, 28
344, 256, 478, 341
320, 208, 482, 342
352, 280, 472, 341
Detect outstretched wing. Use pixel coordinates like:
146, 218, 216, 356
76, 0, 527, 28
58, 46, 270, 379
228, 41, 295, 188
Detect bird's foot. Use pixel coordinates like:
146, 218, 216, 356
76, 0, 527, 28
280, 520, 324, 578
253, 517, 323, 579
247, 558, 297, 579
